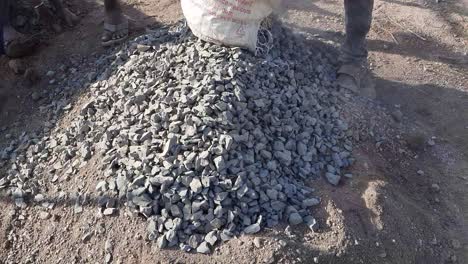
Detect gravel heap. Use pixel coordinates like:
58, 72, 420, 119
0, 22, 354, 253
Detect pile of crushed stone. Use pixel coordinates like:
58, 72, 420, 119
0, 22, 354, 253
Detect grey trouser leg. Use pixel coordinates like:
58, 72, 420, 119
0, 0, 10, 55
342, 0, 374, 64
104, 0, 121, 13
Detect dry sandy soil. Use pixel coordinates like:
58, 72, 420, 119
0, 0, 467, 263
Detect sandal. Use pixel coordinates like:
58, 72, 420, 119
4, 36, 40, 58
337, 63, 376, 99
102, 19, 128, 47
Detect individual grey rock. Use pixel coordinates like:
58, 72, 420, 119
196, 241, 211, 254
288, 212, 303, 225
253, 237, 263, 248
137, 44, 151, 52
391, 109, 403, 122
12, 188, 25, 199
274, 150, 292, 165
105, 253, 112, 263
103, 208, 118, 216
210, 218, 224, 229
162, 136, 177, 156
302, 198, 320, 207
428, 139, 436, 146
220, 229, 234, 241
156, 235, 168, 249
213, 156, 226, 171
431, 183, 440, 192
325, 173, 341, 186
188, 234, 203, 249
266, 189, 278, 201
223, 135, 234, 150
244, 223, 260, 234
190, 177, 203, 193
105, 239, 113, 253
149, 176, 174, 186
80, 144, 92, 160
273, 141, 285, 151
132, 194, 152, 207
205, 230, 218, 246
165, 229, 178, 246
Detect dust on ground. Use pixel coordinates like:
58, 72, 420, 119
0, 0, 467, 263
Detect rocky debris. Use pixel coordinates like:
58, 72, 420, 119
253, 237, 263, 248
103, 208, 118, 216
104, 239, 113, 263
0, 22, 353, 253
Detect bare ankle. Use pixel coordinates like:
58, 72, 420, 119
105, 11, 125, 25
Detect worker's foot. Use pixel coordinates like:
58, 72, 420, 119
337, 63, 376, 99
102, 11, 128, 47
3, 25, 39, 58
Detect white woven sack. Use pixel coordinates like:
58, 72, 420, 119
181, 0, 278, 52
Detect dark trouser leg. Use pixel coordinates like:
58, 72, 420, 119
0, 0, 11, 55
101, 0, 128, 46
342, 0, 374, 64
49, 0, 67, 23
105, 0, 121, 15
0, 21, 4, 55
104, 0, 125, 26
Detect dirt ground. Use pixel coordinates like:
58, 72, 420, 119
0, 0, 467, 263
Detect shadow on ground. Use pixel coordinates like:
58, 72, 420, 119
1, 1, 467, 263
0, 0, 166, 137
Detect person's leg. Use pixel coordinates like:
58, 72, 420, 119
338, 0, 375, 98
1, 0, 39, 58
0, 0, 10, 55
102, 0, 128, 46
342, 0, 374, 64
